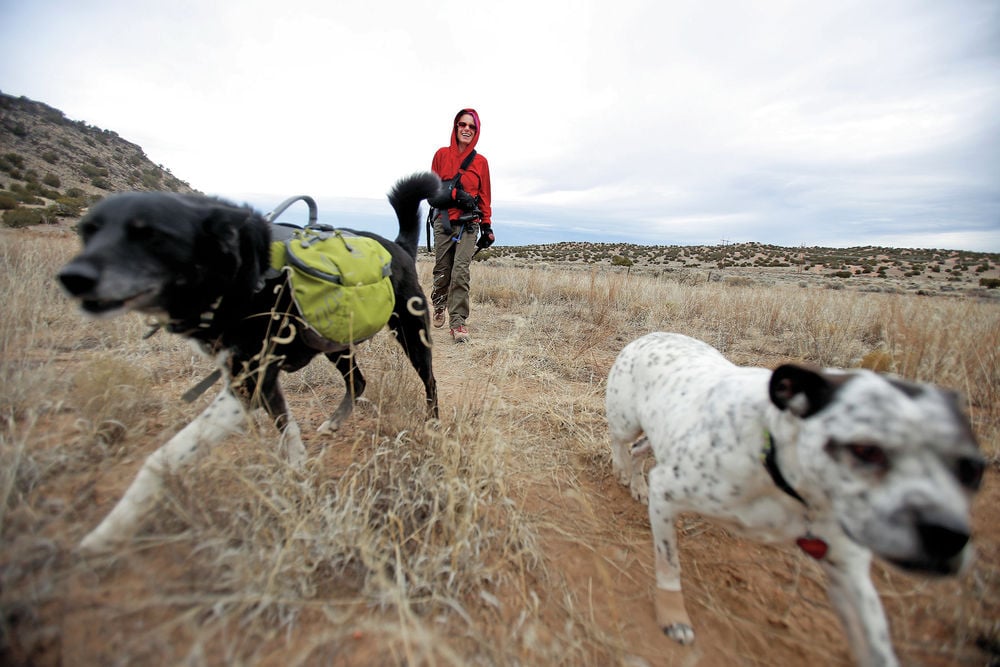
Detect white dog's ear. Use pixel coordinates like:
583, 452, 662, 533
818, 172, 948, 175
769, 364, 837, 417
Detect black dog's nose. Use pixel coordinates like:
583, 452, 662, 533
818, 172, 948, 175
918, 520, 970, 561
58, 262, 99, 296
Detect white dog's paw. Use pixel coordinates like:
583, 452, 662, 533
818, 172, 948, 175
662, 623, 695, 645
630, 477, 649, 504
654, 587, 694, 645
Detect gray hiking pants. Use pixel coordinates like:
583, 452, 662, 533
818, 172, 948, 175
430, 209, 479, 329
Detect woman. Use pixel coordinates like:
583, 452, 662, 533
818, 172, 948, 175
430, 108, 493, 343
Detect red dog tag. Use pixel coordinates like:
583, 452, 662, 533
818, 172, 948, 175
796, 537, 829, 560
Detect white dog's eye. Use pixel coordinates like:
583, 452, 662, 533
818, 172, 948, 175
847, 443, 890, 471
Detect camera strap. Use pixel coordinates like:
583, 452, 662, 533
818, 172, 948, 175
427, 150, 478, 251
447, 150, 477, 193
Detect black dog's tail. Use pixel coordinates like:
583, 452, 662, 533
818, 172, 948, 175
388, 172, 442, 260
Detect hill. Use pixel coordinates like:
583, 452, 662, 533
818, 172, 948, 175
0, 91, 196, 227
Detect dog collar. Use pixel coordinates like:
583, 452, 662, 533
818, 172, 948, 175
796, 536, 829, 560
761, 430, 808, 507
762, 431, 830, 560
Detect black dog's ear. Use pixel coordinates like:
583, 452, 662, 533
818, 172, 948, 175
769, 364, 838, 417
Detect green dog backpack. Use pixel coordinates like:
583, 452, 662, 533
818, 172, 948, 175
270, 227, 395, 344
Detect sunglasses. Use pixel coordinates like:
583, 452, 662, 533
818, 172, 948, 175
456, 121, 477, 130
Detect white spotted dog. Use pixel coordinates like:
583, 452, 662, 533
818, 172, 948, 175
605, 332, 984, 667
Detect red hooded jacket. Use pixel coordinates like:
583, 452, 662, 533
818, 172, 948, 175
431, 108, 492, 226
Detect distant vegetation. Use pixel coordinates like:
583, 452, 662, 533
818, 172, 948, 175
0, 91, 196, 228
473, 240, 999, 299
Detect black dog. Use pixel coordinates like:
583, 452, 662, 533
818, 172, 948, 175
58, 172, 441, 552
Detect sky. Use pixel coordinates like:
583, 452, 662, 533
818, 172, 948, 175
1, 0, 998, 251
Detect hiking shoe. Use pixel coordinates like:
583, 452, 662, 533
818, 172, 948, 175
433, 307, 446, 328
450, 325, 469, 343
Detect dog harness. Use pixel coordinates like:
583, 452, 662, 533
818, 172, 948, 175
761, 430, 829, 560
270, 226, 395, 345
176, 196, 395, 403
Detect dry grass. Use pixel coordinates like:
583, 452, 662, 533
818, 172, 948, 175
1, 228, 998, 666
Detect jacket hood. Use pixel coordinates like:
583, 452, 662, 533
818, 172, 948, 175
450, 108, 480, 159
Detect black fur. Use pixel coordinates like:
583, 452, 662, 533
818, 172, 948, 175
58, 172, 441, 433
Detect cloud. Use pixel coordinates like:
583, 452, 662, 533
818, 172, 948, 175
1, 0, 997, 250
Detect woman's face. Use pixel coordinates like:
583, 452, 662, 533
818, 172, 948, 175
455, 113, 476, 149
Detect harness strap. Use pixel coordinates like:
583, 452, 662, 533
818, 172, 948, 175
432, 150, 479, 245
450, 150, 477, 187
181, 369, 223, 403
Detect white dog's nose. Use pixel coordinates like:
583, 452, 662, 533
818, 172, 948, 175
914, 506, 971, 575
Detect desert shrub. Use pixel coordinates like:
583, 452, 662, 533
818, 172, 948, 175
860, 349, 894, 372
140, 170, 163, 188
45, 202, 73, 218
24, 183, 60, 199
724, 276, 754, 287
48, 196, 87, 217
0, 194, 17, 210
41, 150, 58, 164
42, 173, 60, 188
8, 189, 43, 205
980, 278, 1000, 289
80, 163, 109, 178
69, 355, 159, 431
611, 255, 633, 267
90, 177, 111, 190
2, 208, 46, 228
830, 270, 852, 279
65, 187, 85, 198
